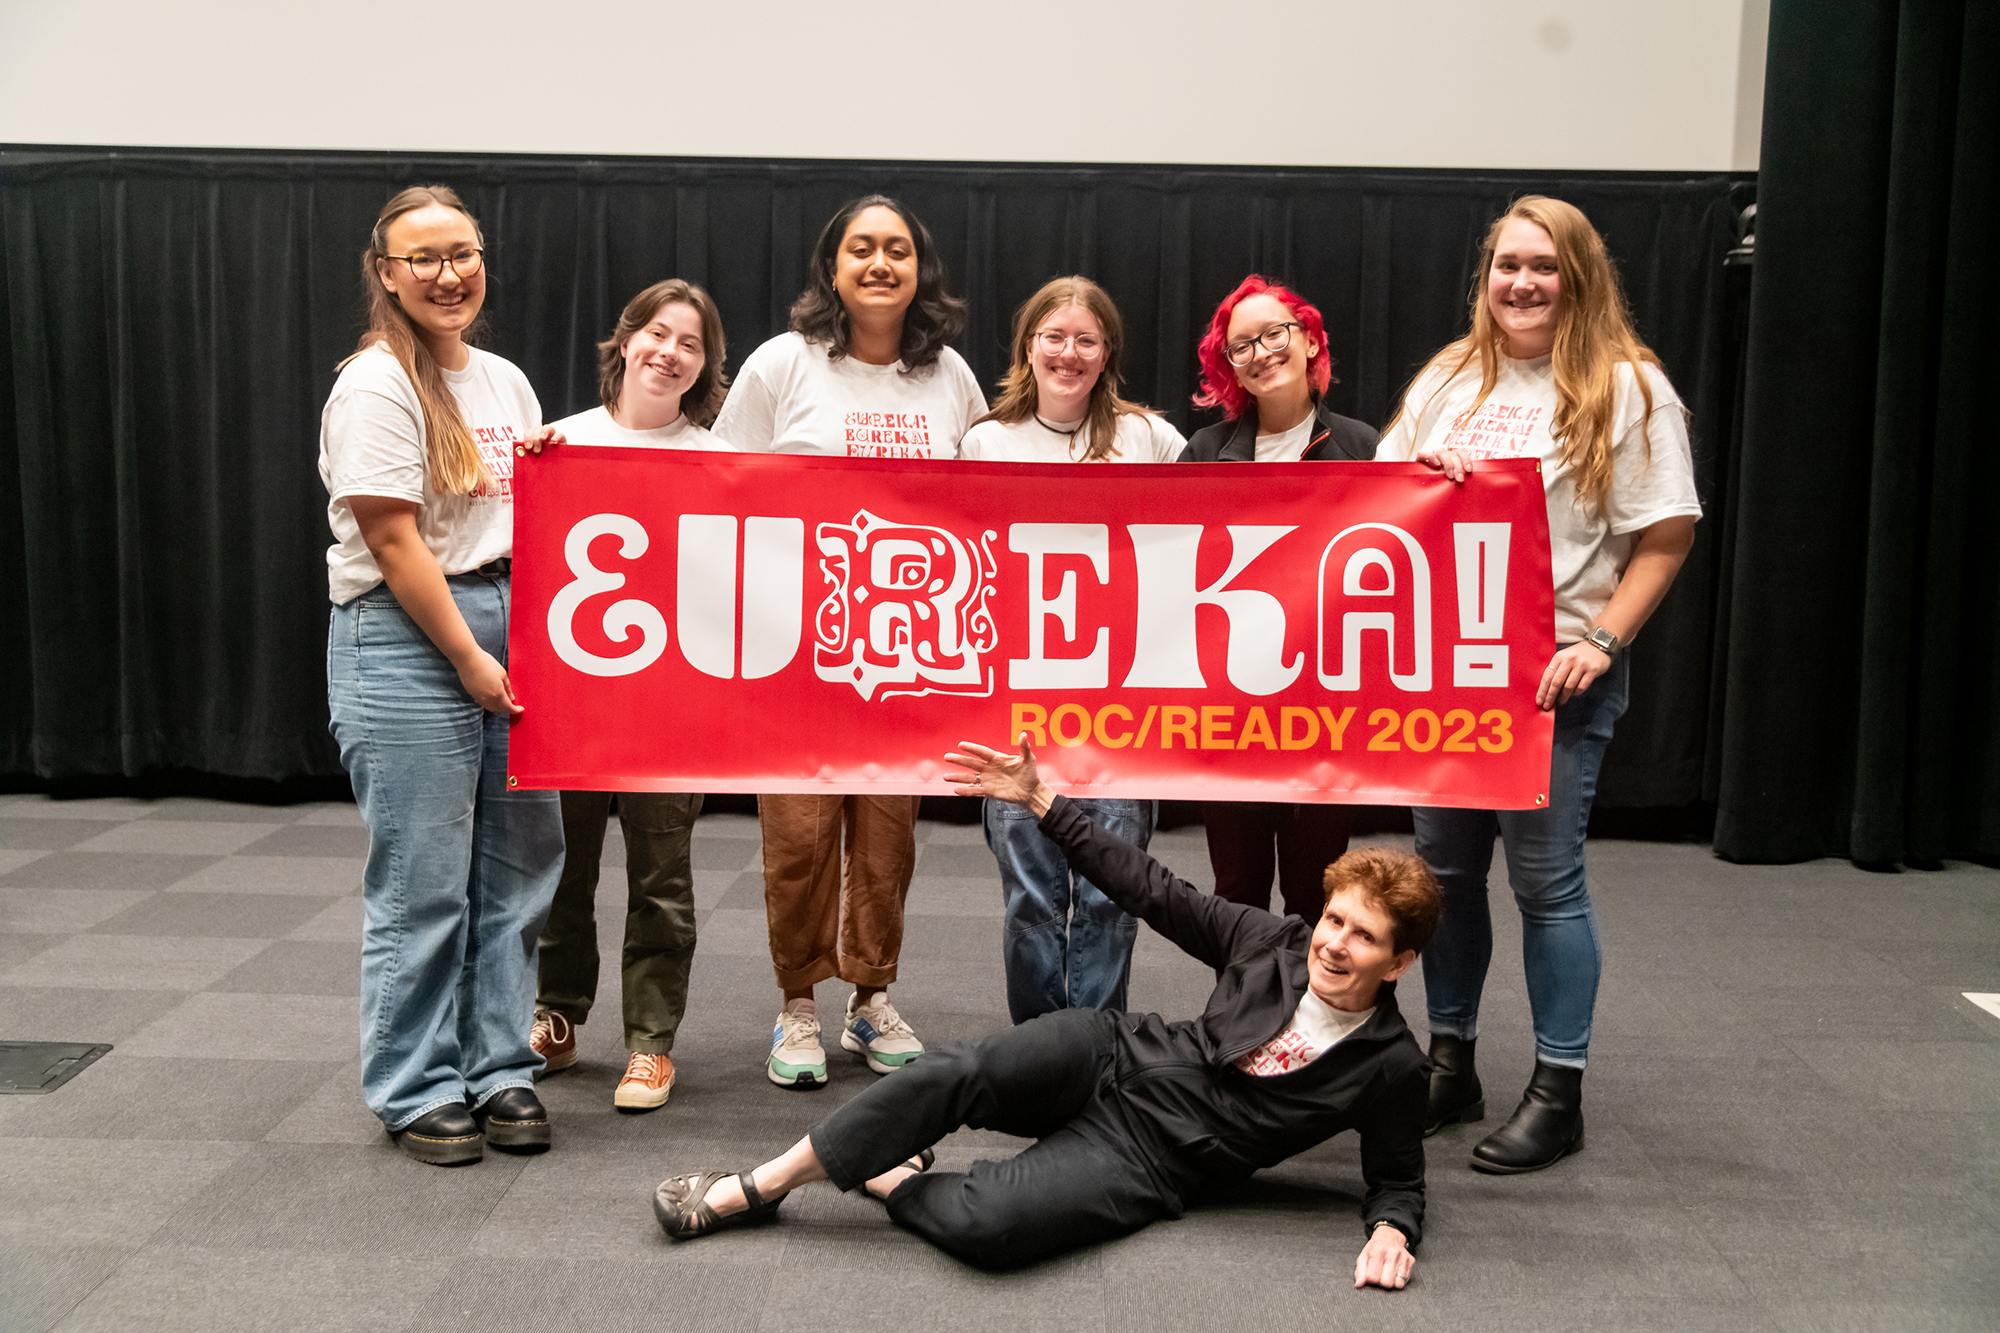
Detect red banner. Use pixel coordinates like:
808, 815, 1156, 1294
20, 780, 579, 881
506, 450, 1555, 808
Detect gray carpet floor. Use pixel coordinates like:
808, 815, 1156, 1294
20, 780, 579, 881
0, 792, 1995, 1332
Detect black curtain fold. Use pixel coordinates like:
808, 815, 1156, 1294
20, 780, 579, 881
2, 147, 1747, 812
1712, 0, 1998, 864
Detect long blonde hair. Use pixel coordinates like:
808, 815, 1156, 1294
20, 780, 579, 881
343, 185, 490, 495
973, 276, 1158, 462
1385, 196, 1662, 513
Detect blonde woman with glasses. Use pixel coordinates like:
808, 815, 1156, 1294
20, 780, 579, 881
958, 276, 1179, 1022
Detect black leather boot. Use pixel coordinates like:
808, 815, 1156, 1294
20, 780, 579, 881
474, 1087, 553, 1153
1425, 1033, 1484, 1137
1470, 1061, 1583, 1173
392, 1103, 483, 1166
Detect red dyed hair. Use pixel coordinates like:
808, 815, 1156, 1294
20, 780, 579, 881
1193, 275, 1333, 420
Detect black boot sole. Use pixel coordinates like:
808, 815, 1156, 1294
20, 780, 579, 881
476, 1114, 552, 1154
1424, 1097, 1485, 1138
392, 1126, 484, 1166
1469, 1124, 1584, 1174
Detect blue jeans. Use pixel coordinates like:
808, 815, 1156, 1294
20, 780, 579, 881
1413, 652, 1629, 1069
327, 574, 564, 1130
985, 797, 1156, 1025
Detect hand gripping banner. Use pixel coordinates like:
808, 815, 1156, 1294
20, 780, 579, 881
507, 450, 1556, 808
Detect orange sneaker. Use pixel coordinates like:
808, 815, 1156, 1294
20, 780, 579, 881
531, 1009, 577, 1076
615, 1052, 675, 1111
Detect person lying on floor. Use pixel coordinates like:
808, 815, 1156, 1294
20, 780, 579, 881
652, 736, 1441, 1287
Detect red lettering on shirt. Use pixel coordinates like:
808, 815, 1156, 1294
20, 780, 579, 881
468, 425, 521, 500
842, 412, 932, 458
1442, 402, 1544, 460
1234, 1027, 1320, 1076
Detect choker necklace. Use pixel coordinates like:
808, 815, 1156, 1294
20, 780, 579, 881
1035, 413, 1084, 436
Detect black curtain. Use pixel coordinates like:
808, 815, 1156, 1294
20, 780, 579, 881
1, 147, 1747, 806
1711, 0, 1998, 865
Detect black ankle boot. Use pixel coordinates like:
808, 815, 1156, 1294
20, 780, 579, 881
1425, 1033, 1484, 1137
1471, 1061, 1583, 1173
474, 1087, 552, 1154
392, 1103, 483, 1166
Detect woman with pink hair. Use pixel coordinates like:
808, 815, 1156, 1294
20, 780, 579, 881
1179, 276, 1377, 923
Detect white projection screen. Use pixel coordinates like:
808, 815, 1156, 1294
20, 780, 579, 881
0, 0, 1767, 170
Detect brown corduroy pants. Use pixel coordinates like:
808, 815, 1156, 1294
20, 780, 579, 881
758, 794, 921, 990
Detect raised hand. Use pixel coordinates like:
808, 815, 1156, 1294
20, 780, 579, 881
943, 734, 1054, 815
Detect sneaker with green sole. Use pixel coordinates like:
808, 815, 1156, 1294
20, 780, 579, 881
841, 992, 924, 1074
767, 998, 827, 1088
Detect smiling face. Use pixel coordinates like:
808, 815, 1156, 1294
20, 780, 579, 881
1486, 216, 1562, 359
1226, 291, 1319, 410
375, 203, 484, 357
833, 204, 919, 324
1029, 302, 1105, 420
1307, 885, 1416, 1012
618, 299, 705, 423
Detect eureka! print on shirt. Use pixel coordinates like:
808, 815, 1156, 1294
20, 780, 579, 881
842, 409, 933, 457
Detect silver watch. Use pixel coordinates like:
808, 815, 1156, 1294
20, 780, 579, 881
1581, 626, 1623, 659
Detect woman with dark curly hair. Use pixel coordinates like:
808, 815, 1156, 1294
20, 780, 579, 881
1179, 276, 1377, 925
714, 195, 987, 1091
716, 193, 985, 459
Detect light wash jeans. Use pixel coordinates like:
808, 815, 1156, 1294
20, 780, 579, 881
1413, 652, 1630, 1069
327, 573, 564, 1130
985, 797, 1156, 1025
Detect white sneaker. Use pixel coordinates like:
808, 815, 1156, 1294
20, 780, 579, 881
841, 993, 924, 1074
767, 998, 827, 1088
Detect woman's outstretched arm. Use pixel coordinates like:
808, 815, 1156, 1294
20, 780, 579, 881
945, 736, 1289, 968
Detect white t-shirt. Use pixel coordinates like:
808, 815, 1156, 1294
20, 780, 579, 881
553, 404, 733, 452
713, 331, 987, 459
1378, 354, 1702, 641
1234, 991, 1374, 1077
957, 410, 1185, 463
1253, 415, 1316, 463
319, 344, 542, 605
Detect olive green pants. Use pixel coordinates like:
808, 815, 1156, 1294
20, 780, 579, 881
536, 791, 702, 1055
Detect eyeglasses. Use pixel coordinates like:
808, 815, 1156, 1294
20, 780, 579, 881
1224, 321, 1302, 366
1034, 329, 1104, 360
384, 248, 485, 282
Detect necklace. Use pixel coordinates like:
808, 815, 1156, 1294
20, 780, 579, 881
1034, 413, 1084, 436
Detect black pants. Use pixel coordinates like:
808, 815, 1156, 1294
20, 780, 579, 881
810, 1007, 1181, 1269
1200, 800, 1352, 921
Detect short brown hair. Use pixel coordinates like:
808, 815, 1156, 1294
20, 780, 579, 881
1323, 846, 1442, 955
597, 279, 729, 426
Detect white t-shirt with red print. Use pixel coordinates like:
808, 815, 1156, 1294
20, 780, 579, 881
1234, 990, 1374, 1077
714, 331, 987, 459
319, 344, 541, 605
1377, 353, 1702, 641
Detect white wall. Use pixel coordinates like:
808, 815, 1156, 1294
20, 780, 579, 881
0, 0, 1764, 170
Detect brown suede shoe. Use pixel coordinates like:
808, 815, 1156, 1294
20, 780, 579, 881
615, 1052, 675, 1111
531, 1008, 577, 1076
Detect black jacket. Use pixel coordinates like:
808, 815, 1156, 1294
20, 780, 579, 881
1039, 795, 1427, 1244
1177, 399, 1379, 463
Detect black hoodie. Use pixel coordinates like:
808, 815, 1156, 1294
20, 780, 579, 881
1038, 795, 1428, 1244
1176, 398, 1379, 463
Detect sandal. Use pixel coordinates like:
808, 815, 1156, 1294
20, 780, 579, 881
860, 1147, 936, 1201
653, 1169, 783, 1240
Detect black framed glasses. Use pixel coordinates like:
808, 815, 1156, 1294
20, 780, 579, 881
384, 248, 484, 282
1224, 321, 1301, 366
